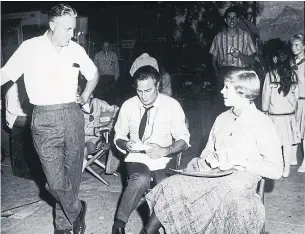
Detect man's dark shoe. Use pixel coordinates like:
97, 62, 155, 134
112, 227, 126, 234
54, 229, 72, 234
73, 200, 87, 234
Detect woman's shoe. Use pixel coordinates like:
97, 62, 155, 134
283, 167, 290, 178
297, 164, 305, 173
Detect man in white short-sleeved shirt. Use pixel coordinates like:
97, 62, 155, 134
0, 4, 99, 234
112, 65, 190, 234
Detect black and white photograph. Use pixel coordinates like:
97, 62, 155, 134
1, 1, 304, 234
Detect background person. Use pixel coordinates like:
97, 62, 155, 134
290, 34, 305, 172
141, 69, 283, 234
78, 86, 119, 173
159, 64, 172, 97
238, 6, 260, 45
94, 40, 120, 105
262, 44, 299, 178
0, 4, 99, 234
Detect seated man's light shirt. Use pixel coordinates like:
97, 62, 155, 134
1, 32, 98, 105
114, 93, 190, 170
5, 83, 27, 129
129, 53, 159, 76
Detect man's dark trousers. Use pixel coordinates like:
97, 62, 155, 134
31, 102, 85, 230
115, 160, 174, 223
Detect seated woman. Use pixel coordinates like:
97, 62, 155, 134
141, 69, 283, 234
77, 86, 119, 171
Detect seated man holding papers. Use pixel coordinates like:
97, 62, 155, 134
112, 66, 190, 234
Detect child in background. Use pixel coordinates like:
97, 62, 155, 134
262, 45, 299, 178
77, 86, 119, 171
290, 34, 305, 172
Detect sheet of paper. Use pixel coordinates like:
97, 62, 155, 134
125, 153, 171, 171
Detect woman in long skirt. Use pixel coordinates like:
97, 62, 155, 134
141, 69, 283, 234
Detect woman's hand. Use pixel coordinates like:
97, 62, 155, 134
184, 157, 212, 172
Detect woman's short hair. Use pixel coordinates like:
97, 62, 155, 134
290, 34, 304, 45
224, 69, 260, 101
133, 65, 161, 88
48, 4, 77, 22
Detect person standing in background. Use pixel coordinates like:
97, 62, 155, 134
290, 34, 305, 172
94, 40, 120, 105
0, 4, 99, 234
238, 6, 260, 45
159, 64, 172, 97
262, 46, 299, 177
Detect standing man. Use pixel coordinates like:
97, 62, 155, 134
209, 6, 256, 116
111, 66, 190, 234
0, 4, 99, 234
94, 40, 120, 105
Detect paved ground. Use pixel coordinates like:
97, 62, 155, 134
1, 99, 305, 234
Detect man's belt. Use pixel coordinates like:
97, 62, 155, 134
268, 112, 295, 116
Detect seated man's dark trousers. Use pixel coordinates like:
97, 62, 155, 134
31, 102, 85, 230
115, 160, 172, 224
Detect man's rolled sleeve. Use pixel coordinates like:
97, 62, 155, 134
79, 47, 98, 81
170, 102, 190, 147
114, 102, 130, 154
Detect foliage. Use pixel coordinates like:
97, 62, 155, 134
155, 2, 264, 70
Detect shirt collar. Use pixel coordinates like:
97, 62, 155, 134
137, 92, 161, 109
222, 27, 241, 35
43, 30, 72, 52
229, 102, 256, 119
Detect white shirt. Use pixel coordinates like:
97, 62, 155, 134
201, 104, 283, 180
0, 31, 98, 105
114, 93, 190, 170
129, 53, 159, 76
5, 83, 27, 129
